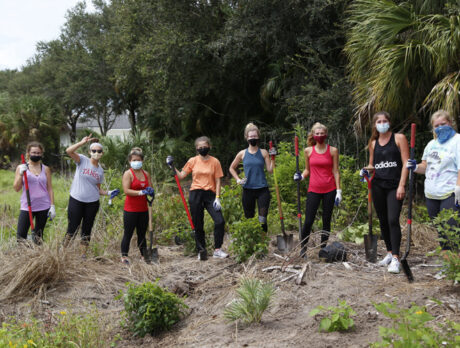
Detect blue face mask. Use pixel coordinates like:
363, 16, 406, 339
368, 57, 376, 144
130, 161, 143, 170
376, 122, 390, 134
434, 125, 456, 144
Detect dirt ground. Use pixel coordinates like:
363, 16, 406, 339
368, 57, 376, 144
0, 226, 458, 348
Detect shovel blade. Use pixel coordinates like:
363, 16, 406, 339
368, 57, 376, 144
277, 234, 294, 253
401, 258, 414, 282
364, 234, 378, 263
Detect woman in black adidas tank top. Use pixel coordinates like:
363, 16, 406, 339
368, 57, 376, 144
362, 111, 409, 274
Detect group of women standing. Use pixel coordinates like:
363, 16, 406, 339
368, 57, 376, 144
13, 109, 459, 271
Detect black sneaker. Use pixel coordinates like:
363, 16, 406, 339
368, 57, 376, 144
197, 249, 208, 261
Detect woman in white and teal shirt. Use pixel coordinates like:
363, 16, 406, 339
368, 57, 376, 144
407, 110, 460, 250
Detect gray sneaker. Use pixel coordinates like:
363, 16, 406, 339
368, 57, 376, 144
388, 257, 400, 274
213, 249, 228, 259
378, 253, 393, 267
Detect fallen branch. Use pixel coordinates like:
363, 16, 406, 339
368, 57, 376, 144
295, 264, 308, 285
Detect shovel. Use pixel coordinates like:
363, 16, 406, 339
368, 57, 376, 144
363, 166, 377, 262
269, 141, 293, 252
20, 154, 40, 244
294, 135, 306, 257
401, 123, 416, 282
144, 195, 158, 264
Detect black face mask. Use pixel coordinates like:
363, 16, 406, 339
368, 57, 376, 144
197, 147, 210, 156
248, 139, 259, 147
30, 155, 42, 162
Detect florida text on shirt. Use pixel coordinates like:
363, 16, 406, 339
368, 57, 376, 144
82, 168, 101, 180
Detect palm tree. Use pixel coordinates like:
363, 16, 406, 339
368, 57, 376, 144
344, 0, 460, 131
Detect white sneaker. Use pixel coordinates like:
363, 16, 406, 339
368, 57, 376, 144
378, 253, 393, 267
388, 257, 400, 274
213, 249, 228, 259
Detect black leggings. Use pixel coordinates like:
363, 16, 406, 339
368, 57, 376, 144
66, 196, 100, 244
242, 187, 271, 232
302, 190, 336, 249
426, 194, 459, 251
372, 184, 402, 255
122, 210, 148, 257
189, 189, 225, 251
17, 209, 49, 242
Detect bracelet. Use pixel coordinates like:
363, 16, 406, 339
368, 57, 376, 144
216, 195, 220, 198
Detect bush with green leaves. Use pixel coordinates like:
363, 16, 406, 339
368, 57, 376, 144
432, 209, 460, 283
228, 217, 270, 263
309, 300, 356, 332
372, 301, 460, 347
224, 277, 275, 324
117, 281, 188, 337
0, 310, 116, 347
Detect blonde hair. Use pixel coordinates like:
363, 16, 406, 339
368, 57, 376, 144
244, 123, 260, 139
307, 122, 328, 146
194, 136, 211, 147
26, 141, 44, 159
128, 147, 144, 161
430, 110, 456, 138
368, 111, 391, 148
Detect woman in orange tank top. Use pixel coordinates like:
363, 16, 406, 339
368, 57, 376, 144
120, 147, 154, 265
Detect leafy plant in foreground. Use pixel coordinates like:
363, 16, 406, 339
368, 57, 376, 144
117, 281, 188, 337
224, 277, 275, 324
372, 301, 460, 347
309, 300, 356, 332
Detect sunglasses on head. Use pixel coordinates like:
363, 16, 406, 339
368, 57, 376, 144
91, 149, 103, 153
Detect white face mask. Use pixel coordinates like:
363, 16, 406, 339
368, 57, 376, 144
376, 122, 390, 134
91, 152, 103, 160
130, 161, 143, 170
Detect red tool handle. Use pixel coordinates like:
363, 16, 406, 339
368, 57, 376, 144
410, 123, 416, 148
295, 136, 299, 156
21, 154, 35, 231
269, 141, 274, 160
174, 174, 195, 230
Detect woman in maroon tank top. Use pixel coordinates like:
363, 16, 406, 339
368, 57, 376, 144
293, 122, 341, 258
120, 147, 154, 265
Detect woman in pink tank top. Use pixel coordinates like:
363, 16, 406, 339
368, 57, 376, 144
13, 141, 55, 244
293, 123, 341, 258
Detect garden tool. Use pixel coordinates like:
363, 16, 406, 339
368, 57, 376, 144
168, 161, 206, 260
269, 141, 293, 252
21, 154, 40, 244
401, 123, 416, 282
363, 166, 377, 263
144, 195, 159, 264
294, 135, 305, 257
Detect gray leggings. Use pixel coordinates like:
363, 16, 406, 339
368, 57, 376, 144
426, 194, 459, 250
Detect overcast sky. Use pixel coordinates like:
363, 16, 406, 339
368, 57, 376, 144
0, 0, 94, 70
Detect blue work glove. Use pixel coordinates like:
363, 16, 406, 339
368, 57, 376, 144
293, 171, 303, 182
359, 168, 369, 182
108, 189, 120, 199
139, 186, 155, 197
166, 155, 174, 167
406, 159, 417, 172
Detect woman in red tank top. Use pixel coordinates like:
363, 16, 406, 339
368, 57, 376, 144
293, 122, 341, 258
121, 147, 154, 265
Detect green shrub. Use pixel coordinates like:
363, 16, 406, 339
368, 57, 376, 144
372, 301, 460, 347
0, 310, 115, 348
309, 300, 356, 332
224, 277, 275, 324
117, 281, 188, 337
228, 217, 270, 263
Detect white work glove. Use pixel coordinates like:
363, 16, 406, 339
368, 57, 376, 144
48, 205, 56, 220
213, 197, 222, 211
455, 186, 460, 206
335, 189, 342, 206
19, 164, 28, 175
237, 177, 247, 186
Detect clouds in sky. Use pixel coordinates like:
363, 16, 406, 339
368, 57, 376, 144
0, 0, 94, 70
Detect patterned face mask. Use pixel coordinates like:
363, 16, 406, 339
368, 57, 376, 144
435, 125, 456, 144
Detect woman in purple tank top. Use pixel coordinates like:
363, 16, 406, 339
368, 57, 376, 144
13, 142, 55, 244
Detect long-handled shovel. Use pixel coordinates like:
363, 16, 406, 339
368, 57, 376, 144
270, 141, 293, 252
363, 166, 377, 262
21, 154, 39, 244
168, 163, 207, 260
401, 123, 416, 282
295, 135, 303, 240
144, 195, 159, 264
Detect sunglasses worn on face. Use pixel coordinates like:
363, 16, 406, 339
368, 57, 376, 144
91, 149, 103, 153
